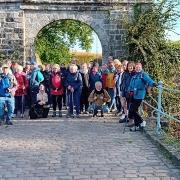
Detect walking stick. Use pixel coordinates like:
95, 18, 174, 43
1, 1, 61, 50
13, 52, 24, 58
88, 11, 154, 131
71, 91, 75, 118
21, 95, 24, 118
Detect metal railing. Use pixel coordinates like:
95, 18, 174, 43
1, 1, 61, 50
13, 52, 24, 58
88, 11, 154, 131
142, 81, 180, 135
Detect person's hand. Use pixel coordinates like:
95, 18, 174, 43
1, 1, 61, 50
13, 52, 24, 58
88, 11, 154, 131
71, 87, 74, 92
39, 101, 43, 105
94, 96, 97, 100
68, 85, 71, 90
100, 96, 104, 100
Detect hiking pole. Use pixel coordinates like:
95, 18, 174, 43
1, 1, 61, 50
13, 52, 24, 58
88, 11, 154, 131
71, 91, 75, 118
66, 90, 70, 118
21, 95, 24, 118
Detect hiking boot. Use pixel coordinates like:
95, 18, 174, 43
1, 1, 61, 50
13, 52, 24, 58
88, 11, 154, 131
59, 111, 62, 117
52, 111, 56, 117
101, 113, 104, 117
127, 119, 135, 127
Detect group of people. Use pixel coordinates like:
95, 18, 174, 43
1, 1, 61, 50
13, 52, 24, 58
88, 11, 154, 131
0, 56, 156, 129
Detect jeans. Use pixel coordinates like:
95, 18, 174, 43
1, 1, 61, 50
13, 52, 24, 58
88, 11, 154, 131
67, 89, 81, 115
0, 97, 15, 122
93, 104, 103, 115
107, 88, 116, 110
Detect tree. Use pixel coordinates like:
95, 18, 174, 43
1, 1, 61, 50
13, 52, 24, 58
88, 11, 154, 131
124, 0, 180, 114
35, 20, 93, 64
124, 0, 180, 81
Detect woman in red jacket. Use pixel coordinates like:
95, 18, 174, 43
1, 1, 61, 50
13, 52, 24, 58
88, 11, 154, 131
14, 65, 28, 118
50, 64, 64, 117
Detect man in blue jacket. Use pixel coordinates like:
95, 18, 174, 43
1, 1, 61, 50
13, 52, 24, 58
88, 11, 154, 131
127, 63, 155, 128
0, 64, 17, 125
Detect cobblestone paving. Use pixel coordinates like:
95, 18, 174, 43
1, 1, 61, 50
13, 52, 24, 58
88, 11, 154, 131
0, 116, 179, 180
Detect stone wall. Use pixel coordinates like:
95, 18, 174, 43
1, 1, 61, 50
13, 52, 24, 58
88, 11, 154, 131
0, 1, 24, 64
0, 0, 152, 64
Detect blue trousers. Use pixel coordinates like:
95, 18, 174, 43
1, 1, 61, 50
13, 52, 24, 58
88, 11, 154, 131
67, 89, 81, 115
107, 88, 116, 110
0, 97, 15, 122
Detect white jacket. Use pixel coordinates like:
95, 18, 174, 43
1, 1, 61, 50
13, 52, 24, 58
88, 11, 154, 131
37, 92, 48, 103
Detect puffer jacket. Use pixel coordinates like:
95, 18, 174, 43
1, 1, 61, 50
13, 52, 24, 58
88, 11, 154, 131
29, 67, 42, 89
104, 67, 116, 89
128, 71, 155, 99
14, 72, 28, 96
50, 72, 64, 95
0, 73, 17, 97
88, 89, 111, 106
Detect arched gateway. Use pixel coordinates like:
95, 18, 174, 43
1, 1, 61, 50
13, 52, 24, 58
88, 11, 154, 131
0, 0, 151, 64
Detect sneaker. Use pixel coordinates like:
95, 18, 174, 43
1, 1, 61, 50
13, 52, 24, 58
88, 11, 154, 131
20, 114, 24, 118
119, 113, 126, 120
140, 121, 146, 127
59, 111, 62, 117
52, 111, 56, 117
84, 111, 89, 114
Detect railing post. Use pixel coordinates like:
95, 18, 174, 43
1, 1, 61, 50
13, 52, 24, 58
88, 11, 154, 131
156, 81, 163, 135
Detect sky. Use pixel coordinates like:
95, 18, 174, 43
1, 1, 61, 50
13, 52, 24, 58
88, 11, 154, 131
166, 3, 180, 41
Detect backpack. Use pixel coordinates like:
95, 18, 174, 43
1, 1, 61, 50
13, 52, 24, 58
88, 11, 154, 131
29, 106, 38, 119
36, 71, 44, 83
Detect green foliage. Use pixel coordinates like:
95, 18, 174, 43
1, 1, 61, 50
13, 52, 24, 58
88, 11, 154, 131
124, 0, 180, 114
35, 19, 93, 64
125, 0, 180, 81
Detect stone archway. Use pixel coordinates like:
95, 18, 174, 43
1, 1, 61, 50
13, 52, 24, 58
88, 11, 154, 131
0, 1, 151, 64
24, 11, 109, 62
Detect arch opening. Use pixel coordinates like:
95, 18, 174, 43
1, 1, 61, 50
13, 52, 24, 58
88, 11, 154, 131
34, 19, 102, 65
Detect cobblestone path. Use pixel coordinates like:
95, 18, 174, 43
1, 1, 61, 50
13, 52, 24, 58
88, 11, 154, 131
0, 117, 179, 180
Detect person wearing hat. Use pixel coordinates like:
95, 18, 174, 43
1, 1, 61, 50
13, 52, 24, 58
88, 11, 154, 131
50, 64, 64, 117
0, 64, 17, 125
